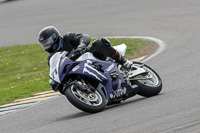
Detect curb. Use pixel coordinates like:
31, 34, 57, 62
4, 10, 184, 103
13, 91, 60, 103
0, 91, 61, 109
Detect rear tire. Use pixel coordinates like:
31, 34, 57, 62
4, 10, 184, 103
65, 85, 106, 113
131, 62, 162, 97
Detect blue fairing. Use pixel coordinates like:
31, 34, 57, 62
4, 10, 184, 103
56, 52, 139, 101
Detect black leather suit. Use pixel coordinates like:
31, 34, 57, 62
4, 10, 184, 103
47, 32, 91, 65
47, 32, 126, 67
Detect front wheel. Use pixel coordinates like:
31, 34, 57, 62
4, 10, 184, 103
65, 85, 106, 113
131, 62, 162, 97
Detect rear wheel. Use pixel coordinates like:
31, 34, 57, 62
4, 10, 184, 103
65, 84, 106, 113
131, 62, 162, 97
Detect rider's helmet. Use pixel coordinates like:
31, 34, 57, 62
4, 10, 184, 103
38, 26, 60, 53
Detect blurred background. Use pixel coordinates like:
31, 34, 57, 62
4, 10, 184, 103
0, 0, 170, 46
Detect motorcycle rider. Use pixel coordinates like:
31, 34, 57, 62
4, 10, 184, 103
38, 26, 133, 91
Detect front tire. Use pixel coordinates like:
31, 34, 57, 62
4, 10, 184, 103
131, 62, 162, 97
65, 85, 106, 113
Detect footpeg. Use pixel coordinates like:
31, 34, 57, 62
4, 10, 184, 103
127, 67, 146, 78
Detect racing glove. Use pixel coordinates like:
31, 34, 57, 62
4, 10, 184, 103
69, 40, 87, 60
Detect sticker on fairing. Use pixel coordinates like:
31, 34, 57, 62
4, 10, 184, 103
72, 66, 80, 72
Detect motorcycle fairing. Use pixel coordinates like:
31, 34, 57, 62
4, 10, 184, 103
67, 59, 138, 100
50, 51, 139, 101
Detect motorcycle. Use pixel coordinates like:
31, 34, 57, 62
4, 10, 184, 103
49, 44, 162, 113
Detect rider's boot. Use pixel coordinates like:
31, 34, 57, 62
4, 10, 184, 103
123, 59, 134, 69
111, 50, 133, 69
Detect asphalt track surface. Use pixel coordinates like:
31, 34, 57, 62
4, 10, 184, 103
1, 0, 200, 132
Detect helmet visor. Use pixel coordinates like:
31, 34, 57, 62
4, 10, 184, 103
40, 37, 54, 51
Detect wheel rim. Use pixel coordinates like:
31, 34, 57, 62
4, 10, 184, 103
70, 85, 103, 106
134, 65, 159, 87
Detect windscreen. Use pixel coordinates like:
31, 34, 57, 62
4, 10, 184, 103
49, 51, 68, 80
49, 52, 62, 72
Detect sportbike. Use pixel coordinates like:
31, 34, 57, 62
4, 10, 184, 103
49, 44, 162, 113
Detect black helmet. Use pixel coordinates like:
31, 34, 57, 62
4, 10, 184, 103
38, 26, 60, 53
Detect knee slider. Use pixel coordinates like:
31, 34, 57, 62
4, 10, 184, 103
101, 38, 111, 47
92, 38, 111, 47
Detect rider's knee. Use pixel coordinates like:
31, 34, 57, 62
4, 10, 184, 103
92, 38, 111, 47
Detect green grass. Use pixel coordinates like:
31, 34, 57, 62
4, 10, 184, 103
0, 38, 156, 105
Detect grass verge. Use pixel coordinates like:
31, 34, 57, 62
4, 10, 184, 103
0, 38, 157, 105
